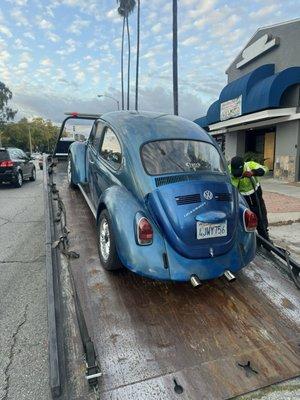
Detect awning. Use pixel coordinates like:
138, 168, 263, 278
209, 107, 299, 133
195, 64, 300, 128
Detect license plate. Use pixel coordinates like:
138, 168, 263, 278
197, 221, 227, 240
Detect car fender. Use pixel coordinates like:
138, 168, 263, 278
97, 185, 170, 280
68, 141, 87, 184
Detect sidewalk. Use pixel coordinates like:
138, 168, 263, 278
261, 178, 300, 225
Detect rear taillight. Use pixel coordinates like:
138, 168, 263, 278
0, 160, 14, 167
137, 217, 153, 245
244, 209, 257, 232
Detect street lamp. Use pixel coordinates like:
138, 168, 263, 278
97, 94, 120, 111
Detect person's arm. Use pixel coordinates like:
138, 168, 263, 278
244, 161, 268, 177
252, 167, 266, 176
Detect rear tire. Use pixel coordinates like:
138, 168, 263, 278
67, 155, 77, 189
14, 171, 23, 188
29, 167, 36, 181
97, 209, 122, 271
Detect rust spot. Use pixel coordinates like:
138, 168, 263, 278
281, 298, 296, 310
90, 268, 100, 275
110, 333, 119, 345
90, 282, 104, 291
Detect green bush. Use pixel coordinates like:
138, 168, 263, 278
244, 152, 264, 164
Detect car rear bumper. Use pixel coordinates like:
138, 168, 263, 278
121, 227, 256, 282
0, 171, 17, 183
164, 231, 256, 281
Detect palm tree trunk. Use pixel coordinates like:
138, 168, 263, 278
121, 16, 125, 110
172, 0, 179, 115
126, 15, 131, 110
135, 0, 140, 111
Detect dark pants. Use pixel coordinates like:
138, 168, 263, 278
244, 186, 270, 242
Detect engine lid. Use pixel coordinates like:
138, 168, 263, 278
147, 175, 238, 259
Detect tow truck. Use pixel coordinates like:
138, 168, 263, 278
44, 113, 300, 399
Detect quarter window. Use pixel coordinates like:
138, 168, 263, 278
90, 121, 104, 151
99, 128, 122, 168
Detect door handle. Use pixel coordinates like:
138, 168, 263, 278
89, 160, 95, 164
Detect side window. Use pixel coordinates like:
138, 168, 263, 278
16, 150, 25, 159
9, 149, 20, 159
19, 150, 27, 159
99, 128, 122, 168
90, 121, 104, 151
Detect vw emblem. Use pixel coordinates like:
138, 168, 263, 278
203, 190, 213, 200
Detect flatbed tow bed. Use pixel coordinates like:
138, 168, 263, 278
43, 156, 300, 400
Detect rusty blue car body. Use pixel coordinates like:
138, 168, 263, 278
68, 111, 256, 281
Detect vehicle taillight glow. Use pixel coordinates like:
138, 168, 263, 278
244, 209, 258, 232
138, 217, 153, 245
0, 160, 14, 167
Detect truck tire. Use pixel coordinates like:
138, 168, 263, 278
67, 155, 77, 189
97, 209, 122, 271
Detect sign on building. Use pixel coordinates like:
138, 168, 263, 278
236, 34, 279, 69
220, 96, 242, 121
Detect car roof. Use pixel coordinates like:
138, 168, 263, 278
100, 111, 214, 147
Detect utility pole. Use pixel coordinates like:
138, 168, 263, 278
172, 0, 179, 115
28, 124, 32, 154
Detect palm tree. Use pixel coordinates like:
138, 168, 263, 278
135, 0, 140, 111
117, 0, 136, 110
120, 16, 125, 110
172, 0, 179, 115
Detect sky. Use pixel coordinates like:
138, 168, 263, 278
0, 0, 298, 125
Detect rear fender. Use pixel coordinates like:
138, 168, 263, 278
68, 141, 87, 184
97, 186, 170, 280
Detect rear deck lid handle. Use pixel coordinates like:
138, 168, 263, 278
195, 211, 226, 223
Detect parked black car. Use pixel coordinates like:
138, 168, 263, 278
0, 147, 36, 188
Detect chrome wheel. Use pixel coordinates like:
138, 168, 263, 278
67, 159, 72, 183
99, 218, 110, 262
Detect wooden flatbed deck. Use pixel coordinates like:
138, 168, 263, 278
55, 163, 300, 399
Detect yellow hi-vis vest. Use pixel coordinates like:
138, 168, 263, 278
229, 161, 268, 196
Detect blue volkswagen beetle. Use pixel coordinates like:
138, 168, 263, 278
67, 111, 257, 285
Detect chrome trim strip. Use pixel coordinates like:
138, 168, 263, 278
78, 184, 97, 219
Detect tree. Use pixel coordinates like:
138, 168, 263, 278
0, 82, 17, 146
172, 0, 179, 115
117, 0, 136, 110
135, 0, 140, 111
1, 118, 59, 152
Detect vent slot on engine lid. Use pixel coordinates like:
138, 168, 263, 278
175, 193, 201, 205
155, 174, 202, 187
215, 193, 232, 201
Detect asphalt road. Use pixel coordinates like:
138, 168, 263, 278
0, 165, 50, 400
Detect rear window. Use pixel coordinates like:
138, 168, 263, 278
0, 150, 9, 161
56, 140, 74, 154
141, 140, 225, 176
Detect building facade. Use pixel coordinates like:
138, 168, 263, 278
195, 19, 300, 182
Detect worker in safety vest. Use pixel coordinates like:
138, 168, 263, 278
229, 156, 270, 242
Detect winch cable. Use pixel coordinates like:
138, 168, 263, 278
246, 176, 300, 289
